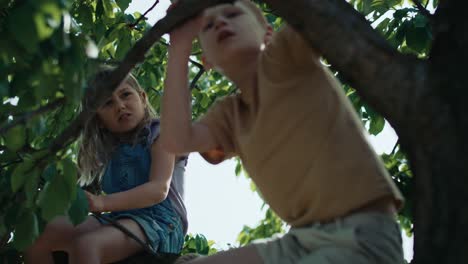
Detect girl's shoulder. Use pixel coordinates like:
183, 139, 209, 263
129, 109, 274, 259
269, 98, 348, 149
141, 118, 160, 146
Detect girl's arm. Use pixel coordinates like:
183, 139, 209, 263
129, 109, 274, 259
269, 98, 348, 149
86, 139, 175, 213
160, 16, 218, 155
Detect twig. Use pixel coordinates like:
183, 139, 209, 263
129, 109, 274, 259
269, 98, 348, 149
0, 98, 66, 135
190, 67, 205, 90
129, 0, 160, 28
391, 139, 400, 155
413, 0, 432, 18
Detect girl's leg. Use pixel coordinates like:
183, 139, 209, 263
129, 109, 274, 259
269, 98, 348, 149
24, 216, 101, 264
187, 245, 263, 264
68, 218, 147, 264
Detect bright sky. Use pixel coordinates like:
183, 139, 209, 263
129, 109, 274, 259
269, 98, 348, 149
127, 1, 413, 261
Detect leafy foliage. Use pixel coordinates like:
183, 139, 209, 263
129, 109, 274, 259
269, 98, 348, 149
0, 0, 436, 260
181, 233, 218, 256
237, 208, 286, 246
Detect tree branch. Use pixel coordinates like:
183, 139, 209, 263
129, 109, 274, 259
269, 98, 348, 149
49, 0, 235, 153
0, 98, 66, 135
261, 0, 427, 131
412, 0, 432, 18
190, 66, 205, 90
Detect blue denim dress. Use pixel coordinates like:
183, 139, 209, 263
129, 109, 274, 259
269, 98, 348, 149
98, 121, 186, 254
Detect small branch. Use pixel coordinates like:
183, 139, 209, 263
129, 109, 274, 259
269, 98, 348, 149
190, 67, 205, 90
413, 0, 432, 18
128, 0, 160, 28
391, 139, 400, 155
0, 98, 66, 135
189, 58, 203, 69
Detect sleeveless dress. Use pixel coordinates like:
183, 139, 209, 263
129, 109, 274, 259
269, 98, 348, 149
97, 120, 188, 253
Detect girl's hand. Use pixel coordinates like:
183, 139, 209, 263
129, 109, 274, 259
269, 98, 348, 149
85, 191, 104, 212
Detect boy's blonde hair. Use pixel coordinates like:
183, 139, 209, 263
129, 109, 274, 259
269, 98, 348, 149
77, 68, 157, 186
237, 0, 269, 28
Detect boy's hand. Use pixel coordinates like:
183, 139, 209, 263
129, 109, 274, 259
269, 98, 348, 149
169, 15, 203, 56
85, 191, 104, 212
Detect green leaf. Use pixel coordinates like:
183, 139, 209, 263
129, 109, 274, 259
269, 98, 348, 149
42, 164, 57, 182
7, 3, 39, 53
37, 173, 73, 221
406, 21, 431, 52
12, 211, 39, 250
235, 162, 242, 176
200, 93, 210, 108
4, 124, 26, 152
115, 29, 132, 60
397, 20, 410, 43
68, 188, 89, 226
25, 168, 40, 208
369, 115, 385, 135
102, 0, 116, 18
356, 0, 373, 15
0, 214, 6, 235
0, 80, 8, 98
116, 0, 131, 11
35, 2, 62, 41
96, 0, 104, 19
60, 158, 78, 201
11, 159, 34, 192
75, 3, 94, 30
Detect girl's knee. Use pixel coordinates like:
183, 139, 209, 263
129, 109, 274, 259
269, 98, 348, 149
69, 234, 100, 258
67, 234, 103, 264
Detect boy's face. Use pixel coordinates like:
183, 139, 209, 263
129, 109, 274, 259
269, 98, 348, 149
199, 2, 267, 69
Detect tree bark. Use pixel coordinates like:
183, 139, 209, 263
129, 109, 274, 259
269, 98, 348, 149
409, 0, 468, 263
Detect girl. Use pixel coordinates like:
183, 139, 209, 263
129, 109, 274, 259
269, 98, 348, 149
25, 69, 188, 263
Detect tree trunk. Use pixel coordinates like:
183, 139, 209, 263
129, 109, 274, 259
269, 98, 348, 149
409, 0, 468, 263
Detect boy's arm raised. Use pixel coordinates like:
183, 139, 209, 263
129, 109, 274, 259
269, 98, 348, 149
160, 17, 218, 155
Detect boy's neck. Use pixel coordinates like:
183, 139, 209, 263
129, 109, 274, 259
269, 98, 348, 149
223, 53, 260, 103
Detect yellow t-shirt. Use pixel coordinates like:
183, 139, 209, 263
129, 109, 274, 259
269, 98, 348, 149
198, 25, 404, 227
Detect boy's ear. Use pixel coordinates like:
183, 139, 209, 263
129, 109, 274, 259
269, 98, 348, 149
264, 25, 274, 45
201, 55, 213, 71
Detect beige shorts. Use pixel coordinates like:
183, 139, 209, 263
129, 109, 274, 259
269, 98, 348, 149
254, 212, 404, 264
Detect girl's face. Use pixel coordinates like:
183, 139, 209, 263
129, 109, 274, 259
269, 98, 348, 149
96, 82, 147, 135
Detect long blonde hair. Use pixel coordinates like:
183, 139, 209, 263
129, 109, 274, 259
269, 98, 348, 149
77, 69, 157, 186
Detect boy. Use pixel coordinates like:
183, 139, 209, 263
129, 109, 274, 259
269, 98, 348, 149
161, 0, 405, 263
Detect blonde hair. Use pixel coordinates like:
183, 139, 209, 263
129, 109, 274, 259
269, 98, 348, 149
237, 0, 269, 28
77, 68, 157, 186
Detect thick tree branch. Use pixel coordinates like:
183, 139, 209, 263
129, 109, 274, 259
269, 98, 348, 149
0, 98, 66, 135
49, 0, 235, 153
261, 0, 427, 131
